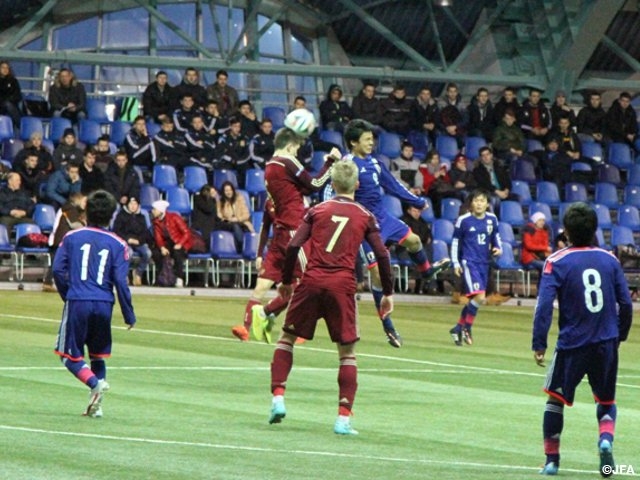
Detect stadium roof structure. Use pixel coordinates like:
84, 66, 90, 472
0, 0, 639, 97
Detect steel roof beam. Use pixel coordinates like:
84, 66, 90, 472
5, 0, 59, 50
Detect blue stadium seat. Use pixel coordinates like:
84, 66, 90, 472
431, 239, 450, 263
251, 210, 264, 235
146, 120, 161, 138
511, 158, 537, 184
593, 203, 613, 229
618, 205, 640, 231
594, 182, 619, 209
526, 138, 544, 152
498, 221, 517, 247
536, 181, 561, 207
213, 169, 238, 191
245, 168, 266, 196
139, 184, 161, 210
319, 130, 346, 153
494, 242, 526, 296
152, 164, 178, 192
564, 182, 588, 203
48, 117, 73, 144
627, 164, 640, 186
382, 194, 403, 219
529, 202, 552, 222
0, 115, 14, 141
406, 131, 429, 160
610, 225, 635, 248
623, 185, 640, 209
435, 135, 458, 159
86, 98, 110, 123
464, 136, 487, 160
432, 218, 455, 244
32, 203, 57, 234
14, 223, 51, 281
571, 161, 593, 174
78, 119, 103, 145
2, 138, 23, 161
262, 106, 286, 129
183, 166, 208, 194
165, 186, 191, 216
19, 117, 45, 141
310, 150, 327, 174
420, 196, 435, 223
580, 142, 603, 162
376, 132, 402, 158
0, 224, 16, 258
210, 230, 245, 287
597, 163, 622, 186
242, 231, 261, 284
109, 121, 131, 147
499, 200, 525, 227
376, 153, 391, 169
608, 142, 633, 170
440, 197, 462, 222
595, 227, 607, 249
558, 202, 572, 223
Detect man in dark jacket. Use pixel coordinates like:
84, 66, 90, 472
0, 172, 36, 229
215, 117, 250, 186
249, 119, 275, 169
49, 68, 87, 123
104, 151, 141, 206
142, 71, 174, 124
79, 147, 106, 195
45, 162, 82, 209
576, 91, 606, 144
472, 147, 514, 203
319, 84, 352, 132
411, 86, 439, 145
53, 128, 83, 170
380, 84, 412, 135
125, 116, 157, 170
13, 150, 49, 199
205, 69, 239, 117
466, 87, 496, 141
154, 118, 191, 172
518, 88, 551, 142
604, 91, 638, 146
0, 60, 22, 128
172, 67, 207, 110
113, 196, 153, 286
351, 82, 382, 126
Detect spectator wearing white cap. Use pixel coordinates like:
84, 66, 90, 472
522, 211, 553, 292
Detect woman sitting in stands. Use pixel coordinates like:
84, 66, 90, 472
216, 181, 254, 252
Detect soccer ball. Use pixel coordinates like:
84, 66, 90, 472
284, 108, 316, 138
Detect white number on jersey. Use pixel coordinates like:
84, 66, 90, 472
582, 268, 603, 313
80, 243, 110, 285
326, 215, 350, 252
477, 233, 486, 245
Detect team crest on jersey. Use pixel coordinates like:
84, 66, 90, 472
486, 220, 493, 234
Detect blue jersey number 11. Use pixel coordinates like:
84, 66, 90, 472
80, 243, 110, 285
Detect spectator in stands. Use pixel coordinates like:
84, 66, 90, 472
249, 118, 275, 169
113, 196, 153, 286
399, 204, 436, 294
0, 60, 22, 129
521, 211, 552, 291
518, 87, 551, 142
79, 147, 105, 194
154, 117, 191, 172
104, 150, 140, 206
411, 85, 439, 146
45, 162, 82, 209
53, 128, 83, 170
419, 149, 460, 215
215, 117, 251, 187
94, 134, 114, 172
191, 184, 221, 243
292, 95, 306, 111
13, 150, 48, 198
438, 83, 466, 147
351, 81, 382, 126
173, 93, 198, 133
185, 114, 218, 169
42, 191, 86, 292
142, 70, 173, 124
553, 114, 583, 162
540, 136, 573, 193
14, 132, 53, 174
125, 115, 157, 171
319, 84, 352, 132
380, 84, 412, 135
466, 87, 496, 141
206, 69, 239, 117
549, 90, 575, 129
492, 108, 528, 167
203, 100, 228, 136
604, 91, 638, 146
216, 180, 254, 252
0, 172, 35, 229
238, 100, 260, 138
448, 153, 477, 198
150, 199, 192, 288
390, 140, 423, 194
493, 86, 520, 124
49, 68, 86, 124
576, 91, 607, 144
172, 67, 207, 110
472, 146, 514, 203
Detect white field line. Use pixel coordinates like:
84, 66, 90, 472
0, 424, 599, 476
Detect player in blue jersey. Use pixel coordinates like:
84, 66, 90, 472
343, 119, 450, 347
532, 202, 632, 477
449, 189, 502, 346
53, 190, 136, 418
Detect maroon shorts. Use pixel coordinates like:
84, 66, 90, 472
261, 227, 307, 283
282, 282, 359, 345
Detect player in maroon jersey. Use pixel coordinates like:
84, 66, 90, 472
267, 159, 394, 435
231, 127, 340, 342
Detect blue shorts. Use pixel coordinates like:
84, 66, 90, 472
362, 214, 410, 267
54, 300, 114, 361
461, 259, 489, 296
543, 339, 619, 406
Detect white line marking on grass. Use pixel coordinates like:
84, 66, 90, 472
0, 424, 597, 476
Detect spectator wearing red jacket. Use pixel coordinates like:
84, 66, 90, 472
522, 212, 552, 291
151, 199, 193, 287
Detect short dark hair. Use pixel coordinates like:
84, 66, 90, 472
470, 188, 490, 202
156, 70, 167, 78
563, 202, 597, 247
216, 69, 228, 78
344, 119, 374, 151
620, 91, 631, 100
479, 146, 492, 155
238, 100, 251, 109
294, 95, 306, 103
86, 190, 117, 227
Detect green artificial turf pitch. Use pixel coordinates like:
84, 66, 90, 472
0, 291, 638, 479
